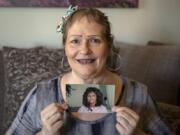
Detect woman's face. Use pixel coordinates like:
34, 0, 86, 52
87, 92, 97, 107
65, 17, 109, 79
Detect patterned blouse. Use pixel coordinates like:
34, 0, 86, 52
7, 76, 172, 135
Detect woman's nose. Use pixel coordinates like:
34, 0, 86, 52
79, 40, 91, 54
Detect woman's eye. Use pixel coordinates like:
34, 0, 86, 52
89, 38, 101, 45
70, 39, 80, 44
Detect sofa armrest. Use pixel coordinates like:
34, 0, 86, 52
157, 102, 180, 134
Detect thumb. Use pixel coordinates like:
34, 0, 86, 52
56, 103, 68, 111
111, 106, 120, 112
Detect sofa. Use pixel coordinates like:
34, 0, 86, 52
0, 43, 180, 134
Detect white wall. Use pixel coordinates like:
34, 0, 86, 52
0, 0, 180, 48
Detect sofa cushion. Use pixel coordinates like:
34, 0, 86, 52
1, 46, 69, 134
116, 43, 180, 105
158, 102, 180, 134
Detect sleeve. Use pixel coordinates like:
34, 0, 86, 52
143, 91, 173, 135
7, 84, 40, 135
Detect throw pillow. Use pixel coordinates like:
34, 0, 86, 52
2, 46, 68, 133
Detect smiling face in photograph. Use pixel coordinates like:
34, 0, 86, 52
87, 92, 97, 107
65, 17, 109, 79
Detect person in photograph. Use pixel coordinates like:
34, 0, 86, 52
6, 6, 172, 135
78, 87, 108, 113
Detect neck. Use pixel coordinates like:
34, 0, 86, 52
70, 69, 111, 84
89, 102, 95, 107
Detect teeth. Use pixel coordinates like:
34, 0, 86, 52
77, 59, 95, 64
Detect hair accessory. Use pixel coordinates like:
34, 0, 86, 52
57, 5, 78, 33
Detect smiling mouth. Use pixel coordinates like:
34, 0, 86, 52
76, 59, 96, 64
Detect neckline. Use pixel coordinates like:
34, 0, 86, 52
70, 112, 116, 123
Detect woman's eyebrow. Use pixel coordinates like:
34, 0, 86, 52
69, 35, 82, 37
69, 35, 102, 39
87, 35, 102, 37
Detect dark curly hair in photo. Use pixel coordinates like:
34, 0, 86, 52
83, 87, 103, 107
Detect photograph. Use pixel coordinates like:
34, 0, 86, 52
66, 84, 115, 113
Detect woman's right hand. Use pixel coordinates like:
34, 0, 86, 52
40, 103, 67, 135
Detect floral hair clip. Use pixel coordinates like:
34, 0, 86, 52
57, 5, 78, 34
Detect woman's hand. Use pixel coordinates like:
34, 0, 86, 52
40, 103, 67, 135
112, 107, 139, 135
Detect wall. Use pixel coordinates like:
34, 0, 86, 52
0, 0, 180, 48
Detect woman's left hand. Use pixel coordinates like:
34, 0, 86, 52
112, 106, 139, 135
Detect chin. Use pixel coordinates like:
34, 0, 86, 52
71, 65, 106, 79
72, 68, 96, 77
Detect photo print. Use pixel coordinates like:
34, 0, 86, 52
66, 84, 115, 113
56, 84, 118, 135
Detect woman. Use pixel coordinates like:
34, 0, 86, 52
78, 87, 108, 113
6, 6, 172, 135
